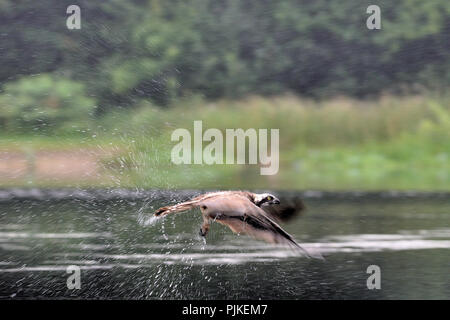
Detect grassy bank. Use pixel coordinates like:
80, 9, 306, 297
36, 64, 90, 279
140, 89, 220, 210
1, 94, 449, 191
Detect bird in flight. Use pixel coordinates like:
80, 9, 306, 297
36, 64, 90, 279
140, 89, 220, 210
154, 191, 321, 258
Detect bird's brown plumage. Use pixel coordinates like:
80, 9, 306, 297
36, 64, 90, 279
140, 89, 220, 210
153, 191, 319, 258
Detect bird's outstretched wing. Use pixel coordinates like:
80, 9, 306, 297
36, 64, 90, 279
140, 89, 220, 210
200, 195, 320, 258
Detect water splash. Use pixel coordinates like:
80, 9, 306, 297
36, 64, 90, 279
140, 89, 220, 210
136, 199, 161, 226
138, 215, 161, 227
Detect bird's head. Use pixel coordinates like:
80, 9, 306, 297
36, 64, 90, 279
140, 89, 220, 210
254, 193, 280, 207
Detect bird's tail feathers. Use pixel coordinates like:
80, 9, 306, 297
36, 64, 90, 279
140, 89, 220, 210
153, 200, 200, 217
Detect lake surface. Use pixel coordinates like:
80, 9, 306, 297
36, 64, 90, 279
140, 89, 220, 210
0, 189, 449, 299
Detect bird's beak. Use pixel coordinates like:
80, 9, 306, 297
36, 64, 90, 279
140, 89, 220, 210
273, 199, 280, 205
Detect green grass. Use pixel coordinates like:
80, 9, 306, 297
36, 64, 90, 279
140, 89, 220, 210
103, 94, 450, 191
1, 94, 449, 191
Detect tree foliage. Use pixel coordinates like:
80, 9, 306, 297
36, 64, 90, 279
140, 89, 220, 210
0, 0, 448, 116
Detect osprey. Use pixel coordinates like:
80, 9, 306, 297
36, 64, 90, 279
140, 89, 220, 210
154, 191, 320, 258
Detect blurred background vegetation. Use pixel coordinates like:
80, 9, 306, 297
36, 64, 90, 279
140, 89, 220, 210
0, 0, 449, 190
